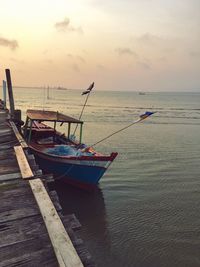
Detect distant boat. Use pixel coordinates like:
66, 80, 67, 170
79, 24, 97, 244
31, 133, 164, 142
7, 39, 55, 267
57, 86, 67, 90
23, 109, 118, 190
139, 92, 146, 95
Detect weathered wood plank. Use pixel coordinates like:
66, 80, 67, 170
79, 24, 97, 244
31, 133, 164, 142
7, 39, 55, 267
0, 152, 15, 161
9, 121, 28, 148
0, 172, 21, 182
0, 148, 14, 155
0, 182, 41, 223
0, 143, 17, 150
0, 134, 16, 143
34, 169, 43, 176
40, 173, 55, 184
0, 158, 18, 166
0, 234, 58, 267
0, 216, 47, 245
0, 117, 8, 122
0, 128, 12, 135
0, 124, 9, 130
29, 178, 84, 267
26, 154, 35, 160
62, 214, 82, 231
0, 165, 20, 175
49, 191, 62, 212
14, 146, 34, 179
0, 201, 39, 224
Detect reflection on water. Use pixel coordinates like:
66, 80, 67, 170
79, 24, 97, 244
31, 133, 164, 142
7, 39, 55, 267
54, 181, 106, 222
53, 181, 112, 265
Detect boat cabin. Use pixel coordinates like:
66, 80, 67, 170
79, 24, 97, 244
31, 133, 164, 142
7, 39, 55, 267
23, 109, 84, 144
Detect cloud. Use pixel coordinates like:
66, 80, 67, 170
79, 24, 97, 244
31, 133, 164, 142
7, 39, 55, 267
116, 47, 138, 57
54, 17, 83, 34
0, 37, 18, 50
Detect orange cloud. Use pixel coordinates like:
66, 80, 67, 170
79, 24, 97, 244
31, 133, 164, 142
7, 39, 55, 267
116, 47, 138, 57
54, 17, 83, 34
0, 37, 18, 50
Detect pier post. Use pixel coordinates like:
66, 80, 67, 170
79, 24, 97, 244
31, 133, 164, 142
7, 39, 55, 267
2, 80, 6, 109
5, 69, 15, 118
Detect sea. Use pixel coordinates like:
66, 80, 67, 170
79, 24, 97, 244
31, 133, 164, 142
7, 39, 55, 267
2, 88, 200, 267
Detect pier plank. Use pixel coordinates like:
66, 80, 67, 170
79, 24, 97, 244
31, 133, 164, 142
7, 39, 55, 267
0, 152, 15, 161
0, 186, 40, 223
0, 129, 12, 136
0, 172, 22, 182
0, 165, 19, 175
29, 178, 84, 267
62, 214, 82, 230
0, 158, 18, 166
0, 250, 58, 267
0, 143, 17, 150
0, 147, 14, 155
9, 121, 28, 148
14, 146, 34, 179
0, 134, 16, 143
0, 216, 47, 245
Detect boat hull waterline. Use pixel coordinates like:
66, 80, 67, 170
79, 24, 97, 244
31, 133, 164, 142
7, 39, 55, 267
31, 145, 118, 190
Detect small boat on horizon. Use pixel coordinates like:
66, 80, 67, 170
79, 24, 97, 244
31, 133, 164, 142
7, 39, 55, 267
23, 109, 118, 190
57, 86, 68, 90
139, 92, 146, 95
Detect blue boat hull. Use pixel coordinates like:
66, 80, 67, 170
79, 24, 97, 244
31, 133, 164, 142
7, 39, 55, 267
34, 153, 108, 189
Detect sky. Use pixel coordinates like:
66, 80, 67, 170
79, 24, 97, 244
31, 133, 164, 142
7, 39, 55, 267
0, 0, 199, 91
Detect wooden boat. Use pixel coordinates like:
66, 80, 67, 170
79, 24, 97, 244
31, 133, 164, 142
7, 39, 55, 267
23, 109, 118, 190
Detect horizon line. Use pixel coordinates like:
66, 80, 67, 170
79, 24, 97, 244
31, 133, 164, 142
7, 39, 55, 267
0, 85, 199, 93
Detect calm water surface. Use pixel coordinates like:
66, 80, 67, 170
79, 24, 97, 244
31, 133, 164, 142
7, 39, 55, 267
2, 88, 200, 267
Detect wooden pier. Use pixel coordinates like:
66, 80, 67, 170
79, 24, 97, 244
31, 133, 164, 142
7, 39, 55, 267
0, 102, 95, 266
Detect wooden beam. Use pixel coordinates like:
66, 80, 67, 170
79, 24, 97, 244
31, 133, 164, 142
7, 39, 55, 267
5, 69, 15, 118
9, 121, 28, 148
29, 178, 84, 267
14, 146, 34, 179
3, 80, 7, 109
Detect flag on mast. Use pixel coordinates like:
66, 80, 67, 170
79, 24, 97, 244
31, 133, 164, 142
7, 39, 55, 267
139, 111, 155, 120
81, 82, 94, 95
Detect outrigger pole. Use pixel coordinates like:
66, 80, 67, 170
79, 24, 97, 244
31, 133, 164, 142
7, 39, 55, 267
73, 82, 94, 136
83, 111, 155, 149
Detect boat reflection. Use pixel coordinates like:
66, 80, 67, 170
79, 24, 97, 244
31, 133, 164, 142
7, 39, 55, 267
53, 181, 111, 256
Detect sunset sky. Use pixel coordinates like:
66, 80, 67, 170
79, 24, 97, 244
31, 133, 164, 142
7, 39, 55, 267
0, 0, 199, 91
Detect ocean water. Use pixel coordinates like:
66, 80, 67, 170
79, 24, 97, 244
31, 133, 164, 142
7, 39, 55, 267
2, 88, 200, 267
